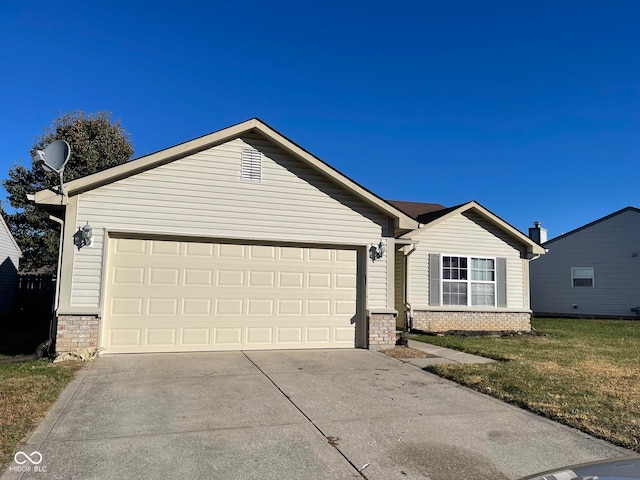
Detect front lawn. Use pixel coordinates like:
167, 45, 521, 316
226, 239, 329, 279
412, 318, 640, 452
0, 360, 83, 471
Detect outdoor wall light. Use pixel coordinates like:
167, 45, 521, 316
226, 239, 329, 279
73, 222, 93, 250
369, 240, 386, 262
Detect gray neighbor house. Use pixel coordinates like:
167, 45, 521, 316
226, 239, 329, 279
529, 207, 640, 319
0, 213, 21, 317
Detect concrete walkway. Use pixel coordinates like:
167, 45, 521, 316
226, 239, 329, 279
405, 339, 497, 367
3, 349, 631, 480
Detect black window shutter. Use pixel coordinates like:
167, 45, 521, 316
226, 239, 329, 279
429, 253, 441, 306
496, 257, 507, 307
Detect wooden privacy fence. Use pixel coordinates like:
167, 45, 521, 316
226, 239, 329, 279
15, 274, 55, 316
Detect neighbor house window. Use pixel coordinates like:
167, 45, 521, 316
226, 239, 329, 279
241, 148, 262, 182
571, 267, 594, 287
442, 256, 496, 306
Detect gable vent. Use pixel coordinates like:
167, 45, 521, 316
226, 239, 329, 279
241, 148, 262, 182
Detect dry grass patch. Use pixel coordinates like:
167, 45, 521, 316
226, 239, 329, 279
411, 318, 640, 452
381, 347, 435, 360
0, 360, 82, 471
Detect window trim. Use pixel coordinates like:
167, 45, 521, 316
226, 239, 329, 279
441, 254, 497, 307
571, 267, 595, 288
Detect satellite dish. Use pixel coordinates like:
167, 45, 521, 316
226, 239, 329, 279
35, 140, 71, 173
33, 140, 71, 194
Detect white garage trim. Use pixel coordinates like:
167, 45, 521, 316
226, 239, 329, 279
101, 234, 363, 353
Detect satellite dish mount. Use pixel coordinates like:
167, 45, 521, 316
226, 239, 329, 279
33, 140, 71, 194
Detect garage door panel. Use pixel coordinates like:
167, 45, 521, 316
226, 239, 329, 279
214, 328, 243, 345
335, 327, 356, 342
113, 267, 145, 285
149, 268, 180, 286
278, 300, 303, 315
307, 327, 331, 343
308, 249, 332, 262
148, 298, 178, 315
215, 299, 244, 315
104, 239, 358, 353
184, 269, 214, 286
336, 249, 357, 262
307, 300, 331, 315
279, 247, 304, 261
181, 328, 210, 345
277, 327, 302, 343
109, 329, 141, 347
249, 245, 276, 259
114, 238, 146, 254
150, 240, 180, 255
183, 298, 212, 315
247, 299, 274, 315
146, 328, 176, 346
217, 270, 245, 286
185, 242, 214, 257
246, 328, 273, 344
111, 298, 143, 315
279, 272, 304, 288
248, 271, 275, 287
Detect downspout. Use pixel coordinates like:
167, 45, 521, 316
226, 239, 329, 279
403, 243, 418, 332
49, 214, 64, 351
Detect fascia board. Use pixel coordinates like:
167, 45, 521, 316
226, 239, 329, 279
33, 189, 68, 207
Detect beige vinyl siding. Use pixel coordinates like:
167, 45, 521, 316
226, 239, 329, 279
70, 135, 390, 310
0, 223, 20, 316
408, 211, 527, 309
70, 229, 103, 307
530, 209, 640, 317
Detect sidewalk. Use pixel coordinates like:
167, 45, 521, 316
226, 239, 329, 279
405, 338, 497, 367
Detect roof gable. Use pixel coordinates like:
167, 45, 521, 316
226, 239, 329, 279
399, 200, 545, 255
0, 214, 21, 256
543, 206, 640, 246
34, 118, 417, 230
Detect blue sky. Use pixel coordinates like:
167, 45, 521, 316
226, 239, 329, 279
1, 1, 638, 239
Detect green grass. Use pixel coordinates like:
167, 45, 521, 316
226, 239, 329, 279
0, 360, 83, 471
411, 318, 640, 452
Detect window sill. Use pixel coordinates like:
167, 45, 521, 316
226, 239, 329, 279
409, 305, 532, 313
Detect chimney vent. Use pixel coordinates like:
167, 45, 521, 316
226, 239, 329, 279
529, 221, 547, 244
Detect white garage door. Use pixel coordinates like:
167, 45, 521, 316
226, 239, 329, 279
103, 238, 358, 353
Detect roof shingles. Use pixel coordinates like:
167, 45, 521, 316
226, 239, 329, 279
386, 200, 457, 224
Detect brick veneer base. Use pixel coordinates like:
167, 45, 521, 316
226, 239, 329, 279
368, 312, 397, 350
56, 315, 99, 353
411, 310, 531, 333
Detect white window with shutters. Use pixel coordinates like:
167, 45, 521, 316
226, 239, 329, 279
241, 148, 262, 182
429, 253, 507, 308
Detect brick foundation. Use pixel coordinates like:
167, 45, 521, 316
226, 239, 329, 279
368, 311, 397, 350
56, 315, 99, 353
411, 310, 531, 333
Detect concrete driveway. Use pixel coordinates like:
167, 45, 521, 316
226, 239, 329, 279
3, 349, 632, 480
